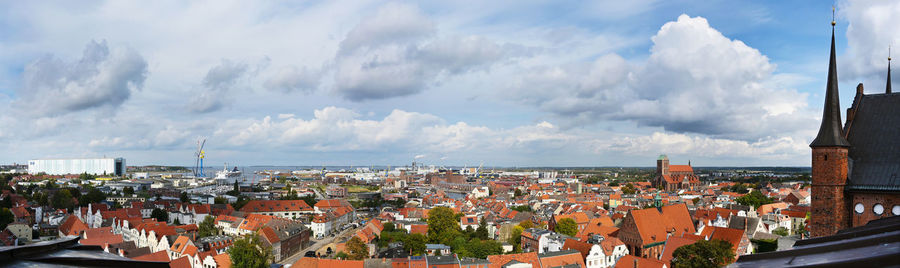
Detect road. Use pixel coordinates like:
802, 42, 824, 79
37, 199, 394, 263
277, 223, 360, 266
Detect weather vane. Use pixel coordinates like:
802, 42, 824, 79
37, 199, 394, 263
832, 5, 836, 26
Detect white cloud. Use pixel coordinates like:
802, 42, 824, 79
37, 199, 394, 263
605, 132, 807, 160
841, 0, 900, 90
507, 14, 816, 141
13, 40, 147, 117
188, 59, 249, 113
333, 3, 519, 101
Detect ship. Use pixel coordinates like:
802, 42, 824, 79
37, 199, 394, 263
215, 164, 242, 183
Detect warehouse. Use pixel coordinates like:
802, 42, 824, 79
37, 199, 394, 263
28, 158, 126, 176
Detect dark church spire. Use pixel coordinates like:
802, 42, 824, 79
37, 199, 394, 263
810, 13, 851, 148
888, 46, 892, 94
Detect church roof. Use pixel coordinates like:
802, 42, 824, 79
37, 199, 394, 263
811, 24, 851, 148
845, 92, 900, 191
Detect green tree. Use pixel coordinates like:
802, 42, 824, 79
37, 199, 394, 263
214, 196, 228, 204
335, 251, 349, 259
518, 220, 534, 229
0, 208, 13, 230
735, 191, 773, 209
556, 218, 578, 236
123, 186, 134, 196
346, 236, 369, 260
300, 195, 318, 209
228, 233, 272, 268
514, 188, 523, 197
198, 215, 218, 238
772, 227, 789, 236
52, 189, 74, 210
80, 187, 107, 205
180, 192, 190, 203
508, 226, 524, 252
151, 208, 169, 222
475, 218, 489, 240
427, 207, 461, 244
622, 183, 637, 195
383, 222, 396, 232
232, 196, 250, 210
404, 233, 427, 255
609, 182, 620, 187
511, 205, 532, 212
671, 239, 735, 268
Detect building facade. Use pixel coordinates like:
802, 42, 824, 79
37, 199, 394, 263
28, 158, 126, 176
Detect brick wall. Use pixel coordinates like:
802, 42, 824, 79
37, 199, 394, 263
810, 147, 849, 237
850, 192, 900, 227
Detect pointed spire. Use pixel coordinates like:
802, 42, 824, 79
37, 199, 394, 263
811, 15, 851, 148
888, 46, 892, 94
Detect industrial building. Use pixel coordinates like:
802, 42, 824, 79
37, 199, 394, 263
28, 158, 126, 176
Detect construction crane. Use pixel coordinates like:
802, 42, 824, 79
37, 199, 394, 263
195, 138, 206, 177
475, 162, 484, 178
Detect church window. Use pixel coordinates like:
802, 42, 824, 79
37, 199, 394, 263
854, 203, 864, 214
873, 204, 884, 216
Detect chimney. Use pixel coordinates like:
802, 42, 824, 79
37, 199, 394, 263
634, 257, 638, 268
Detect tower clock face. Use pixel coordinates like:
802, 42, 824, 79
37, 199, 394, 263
854, 203, 864, 214
893, 205, 900, 216
873, 204, 884, 215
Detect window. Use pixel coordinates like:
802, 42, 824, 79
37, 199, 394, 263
854, 203, 864, 214
873, 204, 884, 216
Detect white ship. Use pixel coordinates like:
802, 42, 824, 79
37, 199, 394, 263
215, 164, 242, 183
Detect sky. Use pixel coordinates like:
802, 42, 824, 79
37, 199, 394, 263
0, 0, 897, 167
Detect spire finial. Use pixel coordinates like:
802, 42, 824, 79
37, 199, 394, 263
888, 45, 893, 94
831, 6, 836, 26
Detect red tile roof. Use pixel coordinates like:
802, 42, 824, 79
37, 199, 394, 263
487, 252, 540, 268
615, 255, 666, 268
213, 253, 232, 268
669, 165, 693, 173
133, 250, 170, 262
629, 204, 695, 245
539, 250, 585, 268
169, 256, 192, 268
659, 236, 699, 265
59, 215, 88, 236
240, 200, 312, 213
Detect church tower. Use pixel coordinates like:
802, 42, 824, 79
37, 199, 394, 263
809, 16, 852, 237
657, 154, 669, 176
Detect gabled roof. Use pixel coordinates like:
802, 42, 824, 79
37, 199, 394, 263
487, 252, 540, 268
616, 255, 667, 268
239, 200, 312, 213
538, 249, 585, 268
132, 250, 169, 262
59, 215, 88, 236
669, 165, 693, 173
628, 204, 695, 245
659, 236, 699, 265
562, 238, 593, 259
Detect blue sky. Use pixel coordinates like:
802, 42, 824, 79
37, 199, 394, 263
0, 0, 896, 167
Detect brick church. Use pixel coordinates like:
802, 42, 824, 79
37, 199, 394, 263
809, 19, 899, 237
653, 155, 699, 192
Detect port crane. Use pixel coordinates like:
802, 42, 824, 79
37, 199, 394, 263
194, 138, 206, 177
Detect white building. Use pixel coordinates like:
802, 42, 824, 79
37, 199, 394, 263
28, 158, 126, 176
